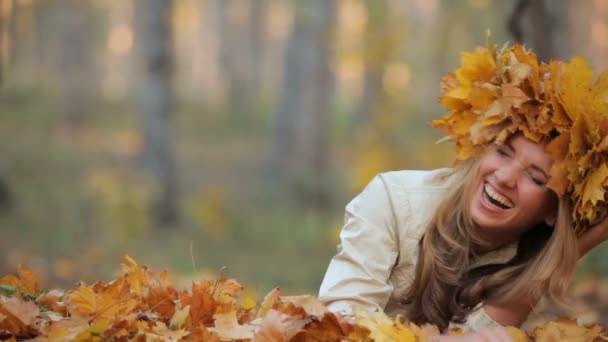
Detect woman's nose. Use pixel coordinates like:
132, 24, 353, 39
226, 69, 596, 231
494, 164, 518, 188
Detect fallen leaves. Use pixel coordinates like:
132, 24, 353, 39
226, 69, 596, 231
0, 257, 606, 341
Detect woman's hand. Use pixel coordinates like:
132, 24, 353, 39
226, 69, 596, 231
430, 327, 514, 342
578, 213, 608, 259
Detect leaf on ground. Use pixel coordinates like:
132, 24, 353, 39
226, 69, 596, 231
0, 296, 40, 336
280, 295, 327, 318
208, 310, 256, 340
354, 307, 416, 342
253, 308, 309, 342
532, 317, 602, 342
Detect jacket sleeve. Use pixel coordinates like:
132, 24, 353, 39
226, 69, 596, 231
317, 174, 400, 314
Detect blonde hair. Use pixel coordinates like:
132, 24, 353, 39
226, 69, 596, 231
403, 157, 579, 331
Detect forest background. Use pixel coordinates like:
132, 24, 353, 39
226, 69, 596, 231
1, 0, 608, 323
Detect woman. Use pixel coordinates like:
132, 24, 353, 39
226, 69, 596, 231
318, 42, 608, 333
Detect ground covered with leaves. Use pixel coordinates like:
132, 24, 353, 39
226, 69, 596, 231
0, 256, 606, 341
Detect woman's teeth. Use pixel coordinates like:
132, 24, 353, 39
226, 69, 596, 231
484, 183, 514, 209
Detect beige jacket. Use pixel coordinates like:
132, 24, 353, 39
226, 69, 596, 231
318, 169, 525, 331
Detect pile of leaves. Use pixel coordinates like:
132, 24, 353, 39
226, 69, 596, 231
0, 256, 606, 341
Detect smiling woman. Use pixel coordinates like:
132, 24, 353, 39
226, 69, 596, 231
318, 42, 608, 335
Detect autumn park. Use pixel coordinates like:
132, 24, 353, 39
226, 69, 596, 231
1, 0, 608, 340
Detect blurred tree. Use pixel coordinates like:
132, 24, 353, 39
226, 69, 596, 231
355, 0, 388, 126
0, 176, 12, 213
34, 0, 103, 124
135, 0, 178, 226
270, 0, 336, 208
348, 0, 409, 191
216, 0, 267, 122
508, 0, 571, 62
249, 0, 267, 103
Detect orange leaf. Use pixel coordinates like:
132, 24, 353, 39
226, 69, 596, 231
66, 285, 97, 316
0, 296, 40, 336
209, 310, 256, 340
16, 265, 39, 294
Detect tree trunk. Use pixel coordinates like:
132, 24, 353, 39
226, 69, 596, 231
217, 0, 253, 122
249, 0, 267, 102
507, 0, 571, 62
135, 0, 178, 226
0, 176, 11, 213
271, 0, 335, 208
35, 0, 101, 124
355, 0, 389, 126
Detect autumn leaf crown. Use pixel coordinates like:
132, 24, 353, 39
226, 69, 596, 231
432, 42, 608, 234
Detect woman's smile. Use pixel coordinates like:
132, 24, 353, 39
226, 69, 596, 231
481, 182, 514, 212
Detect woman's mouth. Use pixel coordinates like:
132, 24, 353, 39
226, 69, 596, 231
482, 182, 514, 210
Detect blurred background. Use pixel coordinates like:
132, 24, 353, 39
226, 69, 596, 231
1, 0, 608, 321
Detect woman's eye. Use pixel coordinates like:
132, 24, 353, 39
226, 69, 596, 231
530, 174, 546, 186
496, 147, 509, 156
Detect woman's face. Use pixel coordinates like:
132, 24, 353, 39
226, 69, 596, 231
470, 135, 557, 245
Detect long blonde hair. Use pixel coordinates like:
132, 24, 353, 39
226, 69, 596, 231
403, 157, 579, 330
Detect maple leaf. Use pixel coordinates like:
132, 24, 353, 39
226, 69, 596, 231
46, 318, 91, 342
558, 56, 594, 121
169, 304, 190, 330
36, 290, 66, 316
147, 321, 189, 341
353, 307, 416, 342
293, 312, 353, 341
280, 295, 327, 319
455, 47, 497, 87
532, 317, 602, 342
0, 265, 40, 297
208, 309, 256, 340
0, 296, 39, 337
189, 324, 221, 342
212, 273, 242, 304
186, 280, 216, 326
581, 164, 608, 206
65, 283, 137, 323
253, 308, 309, 342
145, 270, 178, 320
505, 326, 529, 342
258, 287, 281, 318
120, 255, 147, 296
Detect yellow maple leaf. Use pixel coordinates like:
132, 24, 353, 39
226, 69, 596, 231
66, 285, 98, 316
120, 254, 146, 296
558, 56, 594, 121
455, 47, 497, 87
532, 317, 602, 342
581, 164, 608, 206
354, 307, 416, 342
169, 304, 190, 330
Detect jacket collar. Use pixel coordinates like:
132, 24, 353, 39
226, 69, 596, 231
468, 241, 518, 269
